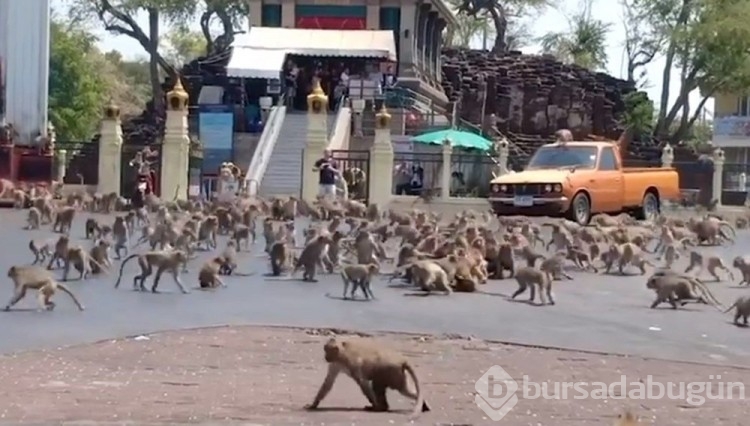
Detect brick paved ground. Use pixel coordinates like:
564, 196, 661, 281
0, 326, 748, 425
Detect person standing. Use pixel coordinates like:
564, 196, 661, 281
313, 149, 340, 198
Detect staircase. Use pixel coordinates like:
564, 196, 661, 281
257, 111, 336, 197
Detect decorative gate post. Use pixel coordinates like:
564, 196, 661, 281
494, 138, 510, 177
302, 79, 329, 202
161, 79, 190, 201
712, 147, 725, 207
661, 143, 673, 168
98, 99, 123, 194
441, 140, 452, 200
368, 104, 394, 205
352, 99, 365, 137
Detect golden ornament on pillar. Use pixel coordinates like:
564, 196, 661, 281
104, 98, 120, 120
166, 78, 189, 111
306, 78, 328, 114
375, 104, 391, 129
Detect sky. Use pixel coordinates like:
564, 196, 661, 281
84, 0, 712, 118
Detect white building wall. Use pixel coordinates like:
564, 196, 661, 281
0, 0, 50, 144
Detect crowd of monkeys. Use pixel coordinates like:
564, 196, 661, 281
6, 183, 750, 422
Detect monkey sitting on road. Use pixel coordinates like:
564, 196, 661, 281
89, 240, 112, 274
24, 207, 41, 230
218, 240, 239, 275
198, 257, 228, 289
409, 260, 452, 295
5, 265, 85, 311
84, 218, 101, 239
340, 263, 379, 300
684, 251, 735, 282
305, 337, 429, 416
511, 266, 555, 305
115, 250, 190, 294
723, 296, 750, 326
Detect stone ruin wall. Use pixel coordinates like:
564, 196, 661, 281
439, 49, 664, 164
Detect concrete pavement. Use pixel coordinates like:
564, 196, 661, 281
1, 210, 749, 367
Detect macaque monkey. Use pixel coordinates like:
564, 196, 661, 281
645, 272, 722, 309
5, 265, 85, 311
28, 239, 53, 265
723, 296, 750, 326
53, 206, 76, 233
198, 257, 228, 289
62, 246, 105, 281
84, 218, 101, 239
409, 260, 452, 294
340, 263, 379, 299
293, 235, 331, 282
218, 240, 238, 275
231, 224, 253, 251
657, 243, 680, 269
269, 241, 293, 276
47, 235, 70, 270
540, 255, 573, 281
306, 337, 429, 416
89, 240, 112, 274
114, 250, 190, 294
561, 246, 597, 272
24, 207, 41, 230
732, 256, 750, 285
112, 216, 128, 259
511, 266, 555, 305
684, 251, 735, 282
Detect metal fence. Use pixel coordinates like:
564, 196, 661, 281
55, 141, 99, 185
329, 150, 370, 202
392, 151, 443, 197
450, 152, 497, 197
722, 162, 749, 206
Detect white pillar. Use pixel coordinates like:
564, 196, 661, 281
441, 139, 452, 200
302, 80, 329, 202
351, 99, 365, 137
162, 79, 190, 201
259, 96, 272, 124
368, 105, 395, 206
495, 139, 510, 176
98, 100, 123, 195
712, 147, 725, 207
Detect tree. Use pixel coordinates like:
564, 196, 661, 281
455, 0, 554, 53
48, 21, 109, 141
101, 51, 152, 115
163, 25, 207, 65
619, 0, 662, 88
630, 0, 750, 143
538, 0, 611, 70
197, 0, 249, 54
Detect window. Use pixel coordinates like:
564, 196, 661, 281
526, 146, 597, 170
599, 148, 618, 171
737, 96, 750, 116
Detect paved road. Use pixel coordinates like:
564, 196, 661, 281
2, 210, 750, 367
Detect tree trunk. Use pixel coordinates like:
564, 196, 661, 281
148, 8, 163, 112
488, 6, 507, 54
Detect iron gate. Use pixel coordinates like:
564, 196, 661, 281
121, 144, 162, 197
330, 149, 370, 203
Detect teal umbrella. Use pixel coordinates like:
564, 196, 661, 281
411, 129, 492, 151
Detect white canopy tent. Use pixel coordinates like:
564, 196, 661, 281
226, 47, 288, 79
226, 27, 397, 79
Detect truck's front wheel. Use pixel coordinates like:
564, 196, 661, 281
567, 192, 591, 226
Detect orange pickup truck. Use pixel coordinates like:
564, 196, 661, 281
488, 140, 680, 225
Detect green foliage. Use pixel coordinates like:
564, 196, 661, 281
163, 25, 207, 65
629, 0, 750, 142
538, 0, 610, 70
621, 91, 655, 136
48, 21, 108, 141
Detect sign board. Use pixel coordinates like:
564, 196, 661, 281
199, 112, 233, 150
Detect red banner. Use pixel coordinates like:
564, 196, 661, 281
296, 17, 365, 30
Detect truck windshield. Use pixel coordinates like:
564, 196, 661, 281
526, 146, 598, 170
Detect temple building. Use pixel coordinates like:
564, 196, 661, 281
240, 0, 456, 103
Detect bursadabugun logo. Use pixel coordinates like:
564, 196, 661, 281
474, 365, 519, 421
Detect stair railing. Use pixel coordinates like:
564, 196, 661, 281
328, 95, 351, 150
245, 94, 287, 197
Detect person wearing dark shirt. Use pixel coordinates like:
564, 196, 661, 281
313, 149, 339, 198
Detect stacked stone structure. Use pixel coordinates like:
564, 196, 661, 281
440, 48, 661, 167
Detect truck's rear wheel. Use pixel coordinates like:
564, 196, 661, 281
637, 191, 659, 221
567, 192, 591, 226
